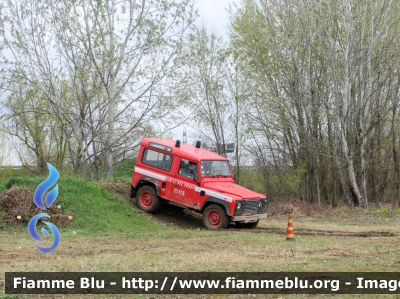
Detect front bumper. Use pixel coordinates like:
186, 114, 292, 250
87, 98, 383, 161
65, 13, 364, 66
231, 213, 268, 223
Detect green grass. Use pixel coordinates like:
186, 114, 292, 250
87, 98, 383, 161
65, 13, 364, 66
1, 216, 400, 299
237, 166, 306, 196
0, 168, 32, 184
2, 176, 400, 299
114, 158, 136, 179
0, 176, 165, 235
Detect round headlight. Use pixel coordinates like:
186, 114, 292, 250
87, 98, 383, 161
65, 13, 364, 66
237, 202, 241, 209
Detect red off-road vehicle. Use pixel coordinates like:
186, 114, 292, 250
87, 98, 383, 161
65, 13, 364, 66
130, 138, 268, 229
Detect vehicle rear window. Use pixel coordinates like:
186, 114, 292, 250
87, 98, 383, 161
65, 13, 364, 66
142, 148, 172, 171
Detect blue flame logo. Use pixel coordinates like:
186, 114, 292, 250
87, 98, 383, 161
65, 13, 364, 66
33, 163, 59, 210
28, 163, 61, 253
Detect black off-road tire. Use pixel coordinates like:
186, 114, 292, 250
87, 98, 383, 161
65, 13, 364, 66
202, 204, 229, 230
136, 186, 161, 213
236, 220, 259, 229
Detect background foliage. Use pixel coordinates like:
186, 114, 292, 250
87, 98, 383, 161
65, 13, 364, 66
1, 0, 400, 209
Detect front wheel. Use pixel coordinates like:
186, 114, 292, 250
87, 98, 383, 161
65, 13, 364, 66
136, 186, 160, 213
202, 204, 229, 230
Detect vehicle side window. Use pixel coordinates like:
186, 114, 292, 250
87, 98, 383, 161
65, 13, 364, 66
178, 160, 198, 180
142, 148, 172, 171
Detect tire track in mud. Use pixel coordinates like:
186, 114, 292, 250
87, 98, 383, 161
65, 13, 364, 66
132, 199, 397, 238
228, 227, 397, 237
151, 205, 398, 238
143, 203, 398, 238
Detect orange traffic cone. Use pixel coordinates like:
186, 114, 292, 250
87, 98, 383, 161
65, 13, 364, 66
286, 215, 296, 242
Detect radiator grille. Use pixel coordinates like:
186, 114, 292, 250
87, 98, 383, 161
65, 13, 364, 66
243, 200, 261, 213
235, 198, 267, 214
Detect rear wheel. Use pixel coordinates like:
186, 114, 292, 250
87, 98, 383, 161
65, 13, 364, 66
236, 220, 259, 229
136, 186, 160, 213
202, 204, 229, 230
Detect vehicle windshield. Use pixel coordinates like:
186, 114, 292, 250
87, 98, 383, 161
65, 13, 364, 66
200, 160, 232, 177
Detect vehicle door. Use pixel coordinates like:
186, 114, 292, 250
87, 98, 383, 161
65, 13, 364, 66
168, 159, 199, 207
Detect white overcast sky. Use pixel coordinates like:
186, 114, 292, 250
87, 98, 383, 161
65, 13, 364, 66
194, 0, 235, 38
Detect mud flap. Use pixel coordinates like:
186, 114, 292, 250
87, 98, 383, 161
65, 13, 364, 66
130, 185, 137, 198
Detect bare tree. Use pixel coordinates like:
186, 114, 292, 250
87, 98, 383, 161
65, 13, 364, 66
229, 0, 400, 207
2, 0, 196, 178
179, 26, 230, 156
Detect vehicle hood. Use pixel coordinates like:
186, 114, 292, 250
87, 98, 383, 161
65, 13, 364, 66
202, 181, 264, 200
